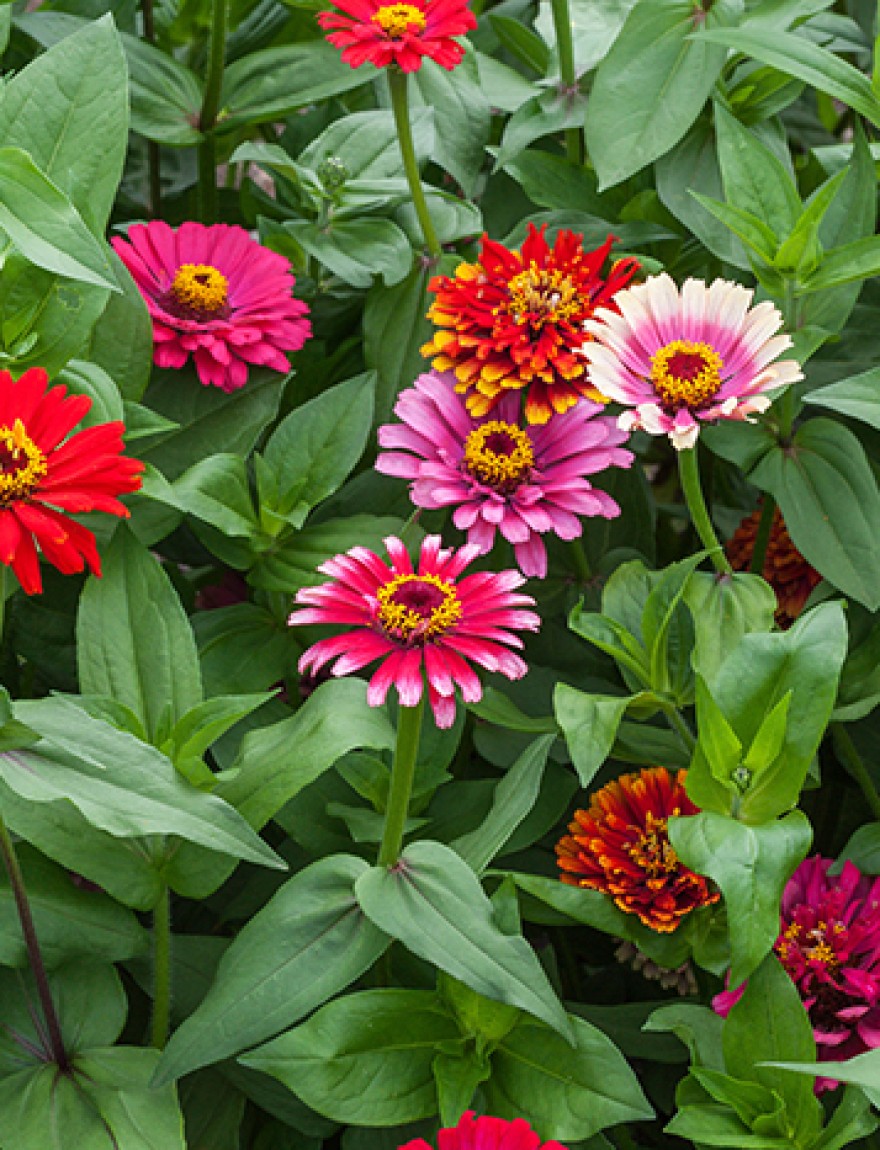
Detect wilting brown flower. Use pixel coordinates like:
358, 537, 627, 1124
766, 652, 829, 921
726, 503, 820, 628
556, 766, 718, 933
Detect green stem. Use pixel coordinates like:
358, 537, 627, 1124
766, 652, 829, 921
832, 724, 880, 823
568, 537, 591, 584
661, 703, 696, 757
196, 0, 228, 224
150, 884, 172, 1049
0, 814, 69, 1070
142, 0, 162, 217
549, 0, 583, 165
377, 698, 425, 868
678, 445, 732, 575
387, 67, 442, 262
748, 495, 776, 577
776, 277, 800, 443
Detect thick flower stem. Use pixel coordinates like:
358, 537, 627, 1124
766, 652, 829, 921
678, 446, 732, 575
197, 0, 229, 225
387, 67, 442, 262
748, 495, 776, 577
142, 0, 162, 217
0, 814, 69, 1071
150, 884, 172, 1049
549, 0, 583, 165
568, 537, 592, 584
832, 724, 880, 823
378, 698, 425, 867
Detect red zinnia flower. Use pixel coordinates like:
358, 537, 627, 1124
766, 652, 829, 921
421, 226, 639, 425
726, 503, 820, 628
400, 1110, 568, 1150
714, 856, 880, 1090
112, 221, 311, 393
317, 0, 477, 72
0, 368, 143, 595
556, 767, 719, 933
288, 534, 539, 728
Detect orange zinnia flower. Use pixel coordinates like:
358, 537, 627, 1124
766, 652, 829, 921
556, 767, 718, 933
726, 503, 820, 628
421, 225, 639, 425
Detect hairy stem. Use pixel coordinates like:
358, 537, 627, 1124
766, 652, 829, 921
387, 66, 442, 261
678, 445, 732, 575
378, 698, 425, 867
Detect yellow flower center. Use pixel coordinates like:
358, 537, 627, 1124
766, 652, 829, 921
0, 419, 47, 506
371, 3, 426, 37
376, 573, 462, 643
506, 263, 580, 328
629, 813, 679, 878
171, 264, 229, 315
464, 420, 534, 492
650, 340, 723, 411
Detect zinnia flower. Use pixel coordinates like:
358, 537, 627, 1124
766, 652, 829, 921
317, 0, 477, 72
375, 371, 633, 579
714, 856, 880, 1089
422, 226, 639, 425
556, 767, 719, 933
726, 502, 820, 628
112, 221, 311, 393
0, 368, 143, 595
288, 534, 539, 728
399, 1110, 568, 1150
581, 274, 802, 450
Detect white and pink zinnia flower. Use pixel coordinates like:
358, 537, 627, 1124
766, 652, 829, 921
581, 274, 802, 451
288, 535, 539, 728
375, 371, 632, 579
112, 221, 312, 393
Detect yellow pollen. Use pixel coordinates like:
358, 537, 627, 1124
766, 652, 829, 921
650, 339, 723, 411
0, 419, 47, 506
464, 420, 534, 491
506, 263, 580, 327
376, 573, 462, 644
629, 814, 678, 877
171, 263, 228, 314
371, 3, 426, 36
806, 941, 837, 967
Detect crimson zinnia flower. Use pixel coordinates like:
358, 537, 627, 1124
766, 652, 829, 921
376, 371, 632, 578
556, 767, 719, 933
318, 0, 477, 72
399, 1110, 568, 1150
112, 221, 311, 393
714, 856, 880, 1089
0, 368, 143, 595
422, 226, 639, 425
726, 503, 820, 628
288, 534, 539, 728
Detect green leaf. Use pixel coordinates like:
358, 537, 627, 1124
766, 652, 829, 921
281, 218, 412, 289
764, 1051, 880, 1110
241, 989, 458, 1126
141, 455, 259, 539
433, 1049, 492, 1129
801, 235, 880, 292
484, 1016, 653, 1140
295, 108, 433, 178
806, 366, 880, 430
410, 50, 490, 197
684, 572, 776, 687
355, 840, 573, 1041
123, 32, 204, 145
165, 693, 274, 779
57, 359, 123, 427
554, 685, 633, 788
0, 15, 128, 232
451, 734, 554, 872
77, 528, 202, 744
713, 103, 801, 237
666, 1102, 789, 1148
697, 25, 880, 127
84, 251, 153, 401
645, 1002, 725, 1070
535, 0, 639, 77
749, 420, 880, 609
194, 603, 294, 697
586, 0, 740, 189
155, 855, 389, 1084
495, 86, 587, 170
669, 811, 811, 986
488, 14, 550, 73
689, 193, 779, 263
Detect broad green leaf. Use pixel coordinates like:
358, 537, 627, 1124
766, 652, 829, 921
280, 218, 412, 289
502, 150, 608, 215
695, 677, 742, 793
433, 1049, 492, 1129
141, 456, 259, 539
586, 0, 741, 189
194, 603, 295, 697
669, 810, 811, 985
164, 693, 274, 779
484, 1016, 653, 1140
468, 688, 556, 734
155, 855, 389, 1084
749, 420, 880, 609
684, 572, 776, 687
802, 235, 880, 293
809, 1087, 878, 1150
690, 193, 778, 263
535, 0, 639, 77
410, 50, 490, 196
84, 250, 158, 402
124, 33, 204, 145
666, 1102, 789, 1148
77, 528, 202, 744
807, 366, 880, 430
495, 86, 588, 169
355, 840, 573, 1040
296, 108, 433, 179
241, 989, 459, 1125
765, 1051, 880, 1110
713, 103, 801, 237
554, 685, 633, 787
645, 1002, 725, 1070
489, 14, 550, 73
57, 360, 123, 427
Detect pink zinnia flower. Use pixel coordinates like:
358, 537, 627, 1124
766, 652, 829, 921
288, 534, 539, 728
399, 1110, 568, 1150
318, 0, 477, 73
713, 856, 880, 1090
581, 274, 802, 450
112, 221, 311, 393
375, 372, 632, 579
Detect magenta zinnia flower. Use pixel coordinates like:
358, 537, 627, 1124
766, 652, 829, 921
376, 372, 632, 579
399, 1110, 568, 1150
318, 0, 477, 72
713, 856, 880, 1089
581, 274, 802, 450
288, 535, 539, 728
112, 221, 311, 393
